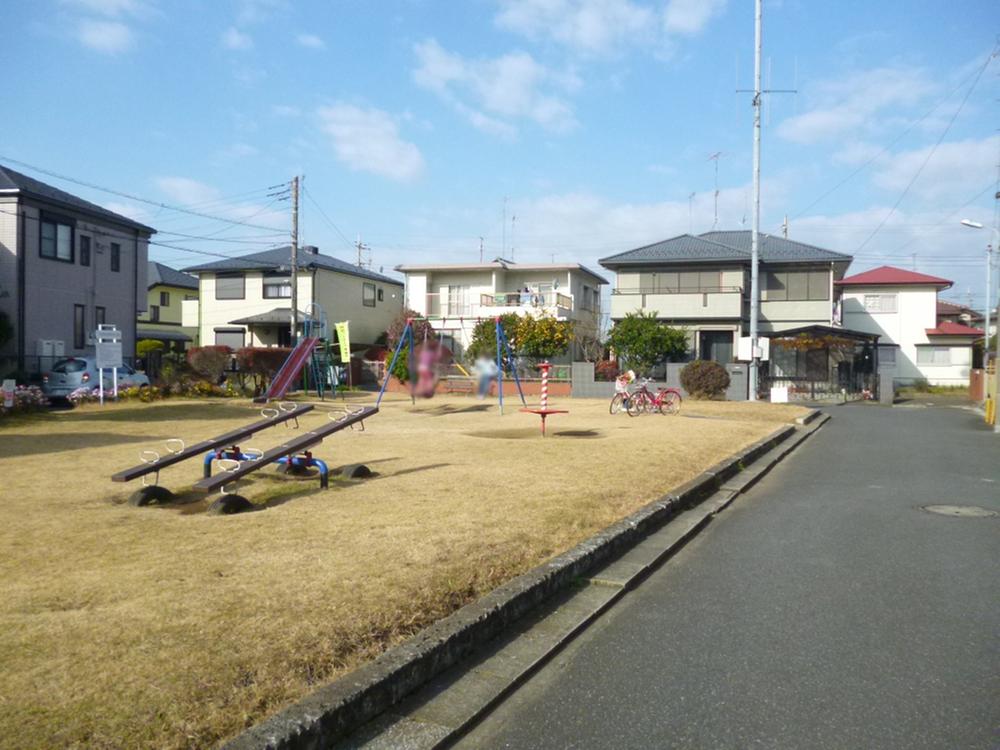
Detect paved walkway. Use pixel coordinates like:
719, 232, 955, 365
457, 404, 1000, 749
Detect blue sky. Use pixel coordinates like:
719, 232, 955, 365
2, 0, 999, 307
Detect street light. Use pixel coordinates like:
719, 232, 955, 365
961, 219, 1000, 370
960, 219, 999, 432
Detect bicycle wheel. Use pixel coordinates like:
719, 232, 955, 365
659, 390, 680, 415
609, 393, 625, 414
626, 391, 646, 417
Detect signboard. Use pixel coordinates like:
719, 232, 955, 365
2, 379, 14, 409
738, 336, 770, 362
335, 321, 351, 364
96, 342, 123, 369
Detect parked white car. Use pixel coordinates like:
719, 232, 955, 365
42, 357, 150, 398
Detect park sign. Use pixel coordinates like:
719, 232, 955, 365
335, 321, 351, 363
95, 324, 122, 404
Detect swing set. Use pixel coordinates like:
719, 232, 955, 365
376, 316, 526, 414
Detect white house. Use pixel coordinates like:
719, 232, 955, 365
183, 246, 403, 350
839, 266, 983, 386
395, 259, 608, 361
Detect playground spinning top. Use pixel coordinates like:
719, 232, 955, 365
520, 361, 568, 436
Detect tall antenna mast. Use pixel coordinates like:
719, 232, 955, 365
479, 236, 484, 263
748, 0, 762, 401
511, 214, 517, 262
688, 192, 696, 233
708, 152, 722, 230
290, 175, 299, 345
502, 196, 507, 258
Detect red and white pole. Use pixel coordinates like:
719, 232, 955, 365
539, 361, 550, 411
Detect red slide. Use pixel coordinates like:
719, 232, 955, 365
255, 337, 319, 402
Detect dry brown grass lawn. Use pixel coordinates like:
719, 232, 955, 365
0, 394, 806, 748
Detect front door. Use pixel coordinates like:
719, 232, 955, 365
699, 330, 734, 364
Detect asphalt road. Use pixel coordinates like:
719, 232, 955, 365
456, 403, 1000, 749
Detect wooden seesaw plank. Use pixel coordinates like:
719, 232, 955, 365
110, 404, 315, 483
192, 405, 377, 493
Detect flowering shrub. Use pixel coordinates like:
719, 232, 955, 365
1, 385, 50, 417
68, 386, 101, 405
594, 360, 620, 382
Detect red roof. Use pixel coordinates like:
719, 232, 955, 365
836, 265, 952, 288
925, 321, 984, 337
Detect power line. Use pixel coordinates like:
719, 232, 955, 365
854, 48, 998, 253
0, 154, 289, 232
782, 46, 1000, 228
302, 186, 355, 251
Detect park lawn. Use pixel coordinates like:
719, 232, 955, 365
0, 394, 806, 749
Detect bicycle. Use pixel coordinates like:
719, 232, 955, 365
626, 378, 682, 416
609, 372, 636, 414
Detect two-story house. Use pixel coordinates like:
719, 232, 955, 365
600, 231, 853, 362
137, 262, 199, 351
183, 246, 403, 350
0, 164, 154, 375
394, 259, 608, 361
839, 266, 982, 386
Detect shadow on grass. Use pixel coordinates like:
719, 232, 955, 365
53, 401, 257, 424
0, 432, 164, 458
412, 403, 494, 416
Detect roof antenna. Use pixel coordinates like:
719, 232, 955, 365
708, 152, 723, 230
688, 192, 696, 233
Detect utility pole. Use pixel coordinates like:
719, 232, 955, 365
502, 197, 508, 258
290, 175, 299, 346
355, 234, 370, 269
748, 0, 763, 401
781, 215, 788, 238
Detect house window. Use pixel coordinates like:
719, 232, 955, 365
184, 294, 197, 301
263, 273, 292, 299
377, 288, 384, 302
80, 235, 91, 266
581, 284, 593, 311
592, 289, 600, 310
215, 273, 245, 300
765, 270, 829, 301
362, 282, 376, 307
95, 306, 106, 326
214, 328, 245, 349
878, 345, 897, 366
446, 285, 471, 316
864, 294, 897, 313
916, 346, 951, 365
150, 305, 160, 322
110, 243, 121, 272
73, 304, 86, 349
40, 214, 74, 262
160, 291, 170, 307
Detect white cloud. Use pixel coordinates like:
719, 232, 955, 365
222, 27, 253, 50
778, 65, 934, 144
103, 200, 149, 223
222, 142, 259, 158
495, 0, 655, 57
296, 33, 324, 49
155, 176, 221, 205
272, 104, 301, 117
413, 39, 579, 136
663, 0, 726, 35
317, 104, 425, 182
77, 19, 134, 53
871, 135, 1000, 203
61, 0, 150, 17
236, 0, 286, 25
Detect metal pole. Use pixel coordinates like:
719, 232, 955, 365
985, 244, 992, 371
495, 317, 504, 415
748, 0, 763, 401
290, 176, 299, 346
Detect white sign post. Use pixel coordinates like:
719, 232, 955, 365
2, 379, 14, 410
94, 324, 123, 405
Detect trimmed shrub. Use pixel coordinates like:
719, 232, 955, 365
236, 347, 291, 395
0, 385, 50, 416
186, 346, 232, 381
680, 360, 731, 399
137, 339, 165, 358
594, 360, 619, 382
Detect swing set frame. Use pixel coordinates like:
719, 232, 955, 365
376, 316, 526, 413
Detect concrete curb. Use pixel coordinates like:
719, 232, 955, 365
224, 417, 821, 750
795, 408, 822, 425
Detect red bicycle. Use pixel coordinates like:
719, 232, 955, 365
626, 378, 682, 416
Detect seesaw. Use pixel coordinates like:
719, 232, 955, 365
111, 402, 314, 506
192, 405, 378, 514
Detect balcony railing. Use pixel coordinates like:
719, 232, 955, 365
481, 291, 573, 310
611, 285, 743, 295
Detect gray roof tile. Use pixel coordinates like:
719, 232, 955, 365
600, 230, 851, 267
148, 261, 198, 290
183, 246, 404, 286
0, 164, 156, 233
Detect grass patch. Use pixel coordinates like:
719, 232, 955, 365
0, 394, 805, 748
